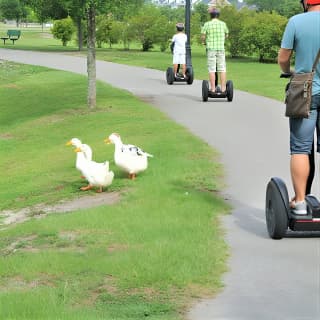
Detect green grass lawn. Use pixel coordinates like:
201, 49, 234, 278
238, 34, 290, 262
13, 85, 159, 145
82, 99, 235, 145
0, 23, 76, 51
0, 61, 230, 319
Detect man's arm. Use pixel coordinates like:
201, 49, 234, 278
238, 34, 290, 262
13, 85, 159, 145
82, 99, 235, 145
278, 48, 293, 73
201, 33, 206, 45
170, 41, 174, 54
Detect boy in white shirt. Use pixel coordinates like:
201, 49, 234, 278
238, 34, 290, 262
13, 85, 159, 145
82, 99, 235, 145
170, 23, 187, 79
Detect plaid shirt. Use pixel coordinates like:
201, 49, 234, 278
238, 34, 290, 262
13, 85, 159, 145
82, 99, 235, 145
201, 19, 229, 51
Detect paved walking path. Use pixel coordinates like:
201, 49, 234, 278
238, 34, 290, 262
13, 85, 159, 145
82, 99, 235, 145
1, 49, 320, 320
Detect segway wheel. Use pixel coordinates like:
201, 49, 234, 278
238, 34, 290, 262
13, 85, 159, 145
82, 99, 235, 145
226, 80, 233, 102
166, 67, 174, 85
202, 80, 209, 102
265, 178, 289, 239
186, 67, 194, 85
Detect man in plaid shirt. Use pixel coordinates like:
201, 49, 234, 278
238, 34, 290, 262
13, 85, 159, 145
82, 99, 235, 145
201, 7, 229, 93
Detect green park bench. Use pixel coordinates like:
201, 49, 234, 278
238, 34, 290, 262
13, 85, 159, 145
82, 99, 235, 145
1, 30, 21, 45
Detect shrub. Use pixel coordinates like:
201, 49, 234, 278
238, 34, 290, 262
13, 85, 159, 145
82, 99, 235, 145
51, 17, 75, 46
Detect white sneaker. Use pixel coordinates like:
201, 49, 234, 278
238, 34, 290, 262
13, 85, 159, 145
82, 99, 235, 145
291, 200, 307, 215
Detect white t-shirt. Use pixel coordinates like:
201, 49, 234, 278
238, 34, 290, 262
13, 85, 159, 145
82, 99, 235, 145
172, 33, 187, 55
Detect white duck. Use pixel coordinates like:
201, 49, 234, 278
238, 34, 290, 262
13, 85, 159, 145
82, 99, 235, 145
75, 144, 114, 193
66, 138, 93, 177
104, 133, 153, 179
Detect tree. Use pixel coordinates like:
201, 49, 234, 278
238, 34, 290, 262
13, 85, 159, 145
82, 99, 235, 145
104, 0, 144, 20
27, 0, 68, 21
193, 2, 210, 25
51, 16, 75, 46
63, 0, 106, 109
0, 0, 25, 26
246, 0, 301, 15
245, 0, 282, 12
96, 13, 120, 48
220, 6, 255, 57
66, 0, 87, 51
129, 5, 164, 51
240, 11, 287, 62
26, 0, 68, 29
158, 5, 184, 24
277, 0, 301, 17
190, 11, 201, 45
86, 0, 96, 109
117, 19, 135, 50
152, 15, 173, 52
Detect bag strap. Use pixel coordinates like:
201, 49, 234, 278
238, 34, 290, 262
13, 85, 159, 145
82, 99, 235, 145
312, 49, 320, 72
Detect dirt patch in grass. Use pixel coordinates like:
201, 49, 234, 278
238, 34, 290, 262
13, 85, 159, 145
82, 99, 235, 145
0, 133, 14, 140
80, 275, 118, 306
0, 274, 57, 292
1, 230, 93, 255
0, 192, 121, 228
1, 234, 38, 255
107, 243, 129, 253
3, 83, 21, 89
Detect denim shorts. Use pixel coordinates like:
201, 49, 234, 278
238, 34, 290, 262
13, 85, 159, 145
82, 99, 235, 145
290, 94, 320, 154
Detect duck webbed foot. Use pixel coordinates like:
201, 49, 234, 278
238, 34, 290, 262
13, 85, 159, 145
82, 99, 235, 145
80, 185, 92, 191
129, 173, 136, 180
96, 186, 103, 193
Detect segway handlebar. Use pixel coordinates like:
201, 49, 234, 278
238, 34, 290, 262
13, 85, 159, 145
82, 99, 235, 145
280, 72, 293, 78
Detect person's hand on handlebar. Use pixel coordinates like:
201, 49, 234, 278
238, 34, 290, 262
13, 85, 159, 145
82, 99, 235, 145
280, 70, 294, 78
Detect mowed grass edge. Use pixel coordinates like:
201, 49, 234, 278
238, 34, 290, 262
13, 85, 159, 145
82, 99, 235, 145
0, 61, 230, 319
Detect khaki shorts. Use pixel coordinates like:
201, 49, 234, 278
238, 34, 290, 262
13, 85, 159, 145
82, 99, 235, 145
207, 50, 226, 72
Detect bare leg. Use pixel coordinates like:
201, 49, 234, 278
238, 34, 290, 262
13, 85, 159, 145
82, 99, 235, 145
174, 64, 178, 75
182, 64, 186, 77
209, 72, 216, 92
290, 154, 309, 203
220, 72, 227, 92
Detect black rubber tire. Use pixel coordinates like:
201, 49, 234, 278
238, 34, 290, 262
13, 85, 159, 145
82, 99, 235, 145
226, 80, 233, 102
186, 67, 194, 85
202, 80, 209, 102
166, 67, 174, 85
265, 178, 289, 239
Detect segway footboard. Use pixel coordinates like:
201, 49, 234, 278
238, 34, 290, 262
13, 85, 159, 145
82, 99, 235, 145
289, 195, 320, 232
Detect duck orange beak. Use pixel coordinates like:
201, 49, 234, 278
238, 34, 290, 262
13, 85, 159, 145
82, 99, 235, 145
74, 147, 81, 153
104, 138, 111, 144
66, 140, 72, 146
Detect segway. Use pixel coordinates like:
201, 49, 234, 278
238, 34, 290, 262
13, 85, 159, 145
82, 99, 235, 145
265, 73, 320, 239
166, 64, 193, 85
166, 2, 194, 86
202, 72, 233, 102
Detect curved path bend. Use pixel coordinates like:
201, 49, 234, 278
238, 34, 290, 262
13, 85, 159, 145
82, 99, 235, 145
1, 49, 320, 320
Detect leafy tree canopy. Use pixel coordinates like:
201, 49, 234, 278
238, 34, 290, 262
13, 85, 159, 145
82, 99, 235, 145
245, 0, 301, 16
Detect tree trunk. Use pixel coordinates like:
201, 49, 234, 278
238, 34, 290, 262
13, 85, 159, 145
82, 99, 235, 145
77, 16, 83, 51
259, 53, 264, 63
87, 4, 96, 110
